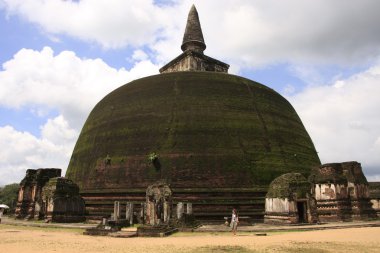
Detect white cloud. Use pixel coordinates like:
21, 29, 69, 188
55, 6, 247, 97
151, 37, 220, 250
131, 49, 149, 61
2, 0, 380, 68
287, 65, 325, 86
40, 115, 77, 145
1, 0, 165, 48
283, 84, 296, 96
0, 47, 159, 185
0, 121, 74, 186
288, 63, 380, 180
0, 47, 159, 128
157, 0, 380, 68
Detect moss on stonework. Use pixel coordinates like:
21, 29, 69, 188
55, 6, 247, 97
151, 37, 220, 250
42, 177, 80, 199
266, 173, 310, 199
66, 71, 320, 191
341, 161, 368, 184
308, 163, 347, 184
369, 182, 380, 198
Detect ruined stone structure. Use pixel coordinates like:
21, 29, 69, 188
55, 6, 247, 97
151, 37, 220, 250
264, 162, 379, 224
15, 169, 85, 222
309, 162, 377, 222
159, 5, 229, 73
369, 182, 380, 216
341, 162, 377, 220
145, 182, 172, 225
15, 168, 61, 219
264, 173, 318, 224
41, 177, 85, 222
66, 5, 321, 222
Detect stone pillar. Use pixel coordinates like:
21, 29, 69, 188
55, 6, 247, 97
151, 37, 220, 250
18, 187, 24, 202
113, 201, 120, 221
163, 201, 169, 223
125, 203, 130, 222
186, 202, 193, 214
31, 185, 37, 201
130, 203, 134, 225
125, 202, 134, 225
148, 201, 155, 225
177, 202, 184, 219
140, 202, 145, 224
34, 202, 41, 220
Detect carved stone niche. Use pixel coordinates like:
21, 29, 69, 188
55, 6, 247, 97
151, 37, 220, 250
145, 182, 172, 226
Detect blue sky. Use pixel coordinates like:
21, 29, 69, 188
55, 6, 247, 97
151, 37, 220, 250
1, 0, 380, 185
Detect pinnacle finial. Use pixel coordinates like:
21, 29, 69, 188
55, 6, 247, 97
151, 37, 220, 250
181, 5, 206, 53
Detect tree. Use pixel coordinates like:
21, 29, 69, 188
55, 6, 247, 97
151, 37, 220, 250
0, 183, 19, 213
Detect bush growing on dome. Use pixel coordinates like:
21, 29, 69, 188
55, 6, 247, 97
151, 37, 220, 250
148, 152, 159, 163
148, 152, 161, 171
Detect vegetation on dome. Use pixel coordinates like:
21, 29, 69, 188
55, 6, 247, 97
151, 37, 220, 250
66, 71, 320, 191
148, 152, 159, 163
266, 173, 310, 199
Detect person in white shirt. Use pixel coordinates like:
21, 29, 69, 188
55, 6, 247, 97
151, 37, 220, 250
230, 208, 239, 235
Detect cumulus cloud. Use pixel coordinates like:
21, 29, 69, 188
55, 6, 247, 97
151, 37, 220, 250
0, 47, 159, 128
2, 0, 380, 68
131, 49, 149, 61
197, 0, 380, 69
0, 47, 159, 184
0, 119, 74, 186
288, 63, 380, 181
1, 0, 165, 48
40, 115, 77, 145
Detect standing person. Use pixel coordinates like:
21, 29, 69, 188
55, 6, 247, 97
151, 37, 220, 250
230, 208, 239, 235
0, 208, 3, 224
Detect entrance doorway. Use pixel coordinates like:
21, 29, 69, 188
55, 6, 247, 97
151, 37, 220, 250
297, 201, 307, 223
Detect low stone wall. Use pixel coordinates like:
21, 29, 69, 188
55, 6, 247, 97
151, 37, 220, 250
264, 198, 298, 224
81, 187, 266, 223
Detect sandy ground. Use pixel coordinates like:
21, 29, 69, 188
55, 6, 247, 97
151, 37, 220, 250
1, 225, 380, 253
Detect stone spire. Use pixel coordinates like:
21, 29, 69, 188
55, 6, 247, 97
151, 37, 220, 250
181, 5, 206, 53
159, 5, 229, 73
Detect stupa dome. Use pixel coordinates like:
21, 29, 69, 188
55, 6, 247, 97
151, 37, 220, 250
67, 72, 320, 189
65, 5, 320, 220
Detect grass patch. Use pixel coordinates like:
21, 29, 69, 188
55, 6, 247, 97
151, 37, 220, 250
266, 229, 310, 234
0, 224, 85, 234
274, 247, 329, 253
188, 246, 257, 253
171, 231, 258, 237
170, 230, 308, 238
269, 241, 380, 253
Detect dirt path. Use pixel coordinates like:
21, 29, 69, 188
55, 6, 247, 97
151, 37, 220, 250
1, 225, 379, 253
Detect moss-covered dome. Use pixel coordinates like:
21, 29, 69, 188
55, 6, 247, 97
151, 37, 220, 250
66, 71, 320, 191
266, 173, 310, 199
